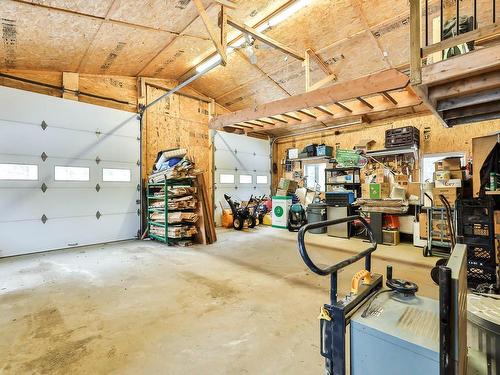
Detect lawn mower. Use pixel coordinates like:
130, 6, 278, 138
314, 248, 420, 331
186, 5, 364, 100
224, 193, 256, 230
297, 215, 468, 374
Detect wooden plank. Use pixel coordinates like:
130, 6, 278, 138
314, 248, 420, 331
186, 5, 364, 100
220, 6, 228, 54
244, 121, 265, 127
308, 74, 337, 91
381, 91, 398, 105
428, 71, 500, 102
306, 48, 333, 76
297, 109, 316, 119
305, 50, 310, 92
62, 72, 79, 100
421, 44, 500, 87
210, 69, 410, 129
214, 0, 237, 9
356, 97, 374, 109
442, 100, 500, 121
282, 113, 302, 121
437, 88, 500, 111
409, 0, 422, 85
226, 16, 304, 61
315, 106, 335, 116
334, 102, 353, 113
256, 119, 275, 125
269, 116, 288, 123
422, 23, 500, 57
193, 0, 227, 65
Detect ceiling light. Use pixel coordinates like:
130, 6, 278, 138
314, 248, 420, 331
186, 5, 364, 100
196, 54, 222, 73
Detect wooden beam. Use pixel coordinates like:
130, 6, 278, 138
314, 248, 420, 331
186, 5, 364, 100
62, 72, 79, 101
422, 23, 500, 57
269, 116, 288, 123
210, 69, 410, 129
282, 113, 302, 121
214, 0, 237, 9
308, 74, 336, 91
220, 6, 228, 54
315, 106, 335, 116
297, 109, 317, 119
334, 102, 353, 113
437, 88, 500, 111
305, 50, 310, 92
446, 112, 500, 126
442, 100, 500, 121
226, 16, 304, 61
356, 97, 374, 109
193, 0, 227, 65
246, 90, 422, 133
306, 48, 333, 76
256, 119, 275, 125
381, 91, 398, 105
409, 0, 422, 85
421, 44, 500, 87
428, 70, 500, 102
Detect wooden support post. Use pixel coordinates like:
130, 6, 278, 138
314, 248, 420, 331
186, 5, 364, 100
62, 72, 79, 101
305, 50, 310, 92
410, 0, 422, 85
194, 0, 227, 65
226, 16, 304, 61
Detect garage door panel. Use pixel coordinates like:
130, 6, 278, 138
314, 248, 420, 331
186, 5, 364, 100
0, 213, 139, 257
0, 86, 140, 256
213, 131, 270, 226
0, 88, 138, 137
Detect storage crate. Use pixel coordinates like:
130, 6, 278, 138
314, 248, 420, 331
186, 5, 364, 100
316, 144, 333, 157
326, 192, 355, 206
467, 243, 497, 265
383, 230, 400, 246
457, 197, 495, 240
385, 126, 420, 148
467, 260, 497, 287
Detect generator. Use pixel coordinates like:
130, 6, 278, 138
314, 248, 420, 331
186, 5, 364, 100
297, 216, 468, 375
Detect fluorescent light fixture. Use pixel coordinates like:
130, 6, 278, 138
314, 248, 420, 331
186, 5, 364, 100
256, 0, 311, 32
194, 0, 311, 73
196, 54, 222, 73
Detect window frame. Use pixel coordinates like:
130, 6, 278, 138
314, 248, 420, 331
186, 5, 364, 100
102, 168, 131, 182
0, 163, 39, 181
54, 165, 90, 182
219, 173, 235, 184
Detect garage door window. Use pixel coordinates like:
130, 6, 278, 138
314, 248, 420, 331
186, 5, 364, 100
103, 168, 131, 182
239, 174, 252, 184
0, 163, 38, 180
220, 174, 235, 184
257, 175, 268, 184
55, 166, 90, 181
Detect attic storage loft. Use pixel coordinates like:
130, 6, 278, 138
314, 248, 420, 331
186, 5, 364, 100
0, 0, 499, 374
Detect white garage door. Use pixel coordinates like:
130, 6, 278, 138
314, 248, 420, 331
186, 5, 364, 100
213, 131, 271, 226
0, 86, 140, 257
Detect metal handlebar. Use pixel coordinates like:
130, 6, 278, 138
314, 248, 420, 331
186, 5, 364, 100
297, 215, 377, 276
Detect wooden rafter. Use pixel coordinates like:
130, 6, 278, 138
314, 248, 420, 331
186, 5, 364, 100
381, 91, 398, 105
226, 16, 304, 61
334, 102, 353, 113
297, 109, 317, 119
193, 0, 227, 65
211, 70, 410, 129
214, 0, 237, 9
282, 113, 302, 121
356, 97, 374, 109
269, 116, 288, 123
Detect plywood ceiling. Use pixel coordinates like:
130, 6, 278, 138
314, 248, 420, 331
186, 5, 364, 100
1, 0, 497, 112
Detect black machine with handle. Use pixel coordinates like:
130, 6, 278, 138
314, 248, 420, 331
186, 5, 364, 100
297, 215, 381, 375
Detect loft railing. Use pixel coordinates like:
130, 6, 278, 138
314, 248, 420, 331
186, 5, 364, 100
410, 0, 499, 85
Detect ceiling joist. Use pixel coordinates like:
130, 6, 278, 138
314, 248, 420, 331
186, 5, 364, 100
193, 0, 227, 65
210, 69, 410, 129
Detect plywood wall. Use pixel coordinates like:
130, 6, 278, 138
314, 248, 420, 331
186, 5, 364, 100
272, 114, 500, 190
144, 85, 213, 200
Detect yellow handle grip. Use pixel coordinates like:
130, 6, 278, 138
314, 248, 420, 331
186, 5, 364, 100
351, 270, 372, 294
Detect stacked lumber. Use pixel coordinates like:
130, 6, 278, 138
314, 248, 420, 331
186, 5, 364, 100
149, 211, 199, 224
194, 172, 217, 245
149, 157, 199, 183
150, 225, 198, 238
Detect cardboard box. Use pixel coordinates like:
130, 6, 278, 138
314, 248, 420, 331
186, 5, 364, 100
407, 182, 421, 200
449, 169, 464, 180
494, 211, 500, 235
434, 170, 451, 181
288, 148, 299, 159
435, 179, 462, 188
375, 168, 386, 183
362, 183, 390, 199
433, 187, 459, 206
419, 212, 428, 239
276, 188, 288, 196
395, 174, 409, 184
278, 178, 298, 193
434, 157, 461, 171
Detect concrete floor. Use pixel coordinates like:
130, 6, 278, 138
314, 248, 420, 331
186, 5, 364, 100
0, 227, 438, 374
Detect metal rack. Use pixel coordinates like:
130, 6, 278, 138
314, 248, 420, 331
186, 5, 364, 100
147, 178, 195, 244
324, 167, 361, 196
